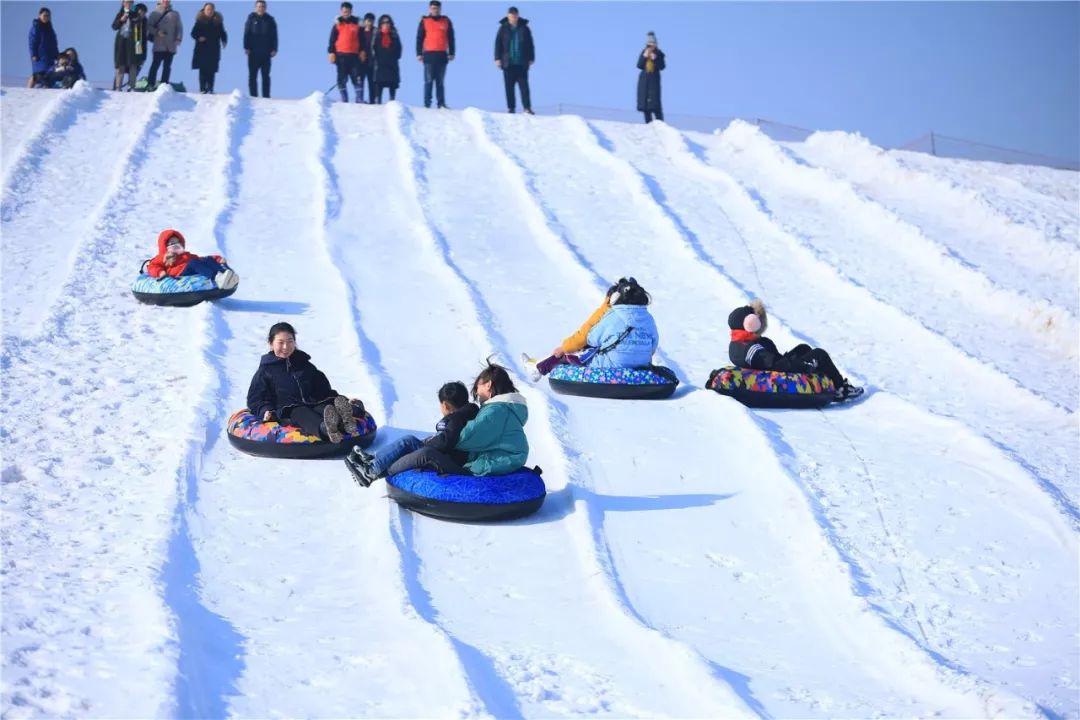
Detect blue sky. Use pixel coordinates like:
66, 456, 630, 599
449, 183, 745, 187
3, 1, 1077, 162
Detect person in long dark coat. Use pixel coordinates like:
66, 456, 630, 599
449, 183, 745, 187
371, 14, 402, 103
112, 0, 148, 91
494, 6, 535, 114
191, 2, 227, 93
636, 31, 665, 123
28, 7, 59, 88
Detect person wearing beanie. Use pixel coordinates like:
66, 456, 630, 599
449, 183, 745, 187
727, 300, 863, 401
521, 277, 658, 380
112, 0, 148, 91
494, 5, 535, 114
357, 12, 376, 102
637, 30, 665, 123
416, 0, 455, 109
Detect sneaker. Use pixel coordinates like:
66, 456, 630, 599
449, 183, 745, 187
334, 396, 358, 436
834, 381, 865, 402
523, 108, 535, 115
344, 455, 373, 487
508, 108, 515, 114
214, 268, 239, 290
520, 353, 541, 383
351, 447, 375, 465
323, 404, 344, 443
437, 104, 449, 109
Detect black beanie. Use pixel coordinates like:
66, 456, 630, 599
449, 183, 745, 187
727, 306, 754, 330
364, 12, 375, 20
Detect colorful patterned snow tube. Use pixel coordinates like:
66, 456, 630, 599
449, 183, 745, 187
707, 366, 836, 409
386, 467, 546, 522
132, 268, 237, 307
226, 405, 377, 459
547, 364, 678, 400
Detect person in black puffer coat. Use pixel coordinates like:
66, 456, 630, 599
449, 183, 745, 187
246, 322, 365, 442
728, 300, 863, 401
190, 3, 227, 93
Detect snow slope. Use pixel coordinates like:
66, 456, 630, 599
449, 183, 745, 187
2, 86, 1077, 719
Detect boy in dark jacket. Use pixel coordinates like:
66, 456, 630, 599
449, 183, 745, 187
346, 381, 479, 487
728, 300, 863, 401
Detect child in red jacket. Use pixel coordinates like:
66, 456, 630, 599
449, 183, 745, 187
146, 229, 238, 288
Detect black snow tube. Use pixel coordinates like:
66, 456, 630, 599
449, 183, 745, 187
547, 364, 678, 400
226, 407, 378, 459
386, 467, 546, 522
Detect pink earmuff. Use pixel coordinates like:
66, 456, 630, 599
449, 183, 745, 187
743, 313, 762, 333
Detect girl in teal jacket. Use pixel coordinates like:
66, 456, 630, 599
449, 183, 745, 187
456, 362, 529, 476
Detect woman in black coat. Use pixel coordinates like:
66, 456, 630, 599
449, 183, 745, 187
191, 2, 227, 93
370, 14, 402, 103
636, 31, 665, 123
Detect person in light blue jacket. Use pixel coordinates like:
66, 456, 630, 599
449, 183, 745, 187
583, 276, 659, 369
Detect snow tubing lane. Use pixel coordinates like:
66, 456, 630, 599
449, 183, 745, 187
707, 366, 836, 409
547, 364, 678, 400
132, 273, 237, 307
386, 468, 546, 522
226, 407, 377, 459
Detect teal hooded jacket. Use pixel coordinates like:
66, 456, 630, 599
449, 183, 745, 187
456, 392, 529, 476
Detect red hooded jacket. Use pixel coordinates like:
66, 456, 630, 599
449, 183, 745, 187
146, 229, 222, 278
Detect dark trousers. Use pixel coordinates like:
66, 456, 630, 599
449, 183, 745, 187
335, 53, 362, 102
282, 401, 333, 438
198, 67, 215, 93
357, 61, 373, 103
423, 55, 448, 107
388, 446, 469, 477
781, 345, 845, 388
503, 65, 531, 112
373, 84, 397, 103
147, 51, 174, 85
644, 109, 664, 123
248, 54, 271, 97
537, 352, 585, 376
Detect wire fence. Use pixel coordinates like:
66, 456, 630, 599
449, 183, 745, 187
3, 76, 1076, 171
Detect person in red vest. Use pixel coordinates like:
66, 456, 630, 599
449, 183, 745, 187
415, 0, 454, 109
327, 1, 362, 103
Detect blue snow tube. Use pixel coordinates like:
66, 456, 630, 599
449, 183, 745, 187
548, 364, 678, 400
131, 260, 238, 307
386, 467, 546, 522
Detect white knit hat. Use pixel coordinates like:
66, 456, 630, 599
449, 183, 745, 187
646, 31, 657, 45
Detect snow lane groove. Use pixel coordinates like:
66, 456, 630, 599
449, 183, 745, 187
789, 133, 1077, 311
499, 111, 1033, 717
161, 91, 250, 719
698, 122, 1078, 408
655, 123, 1080, 526
184, 96, 477, 718
465, 108, 776, 717
392, 105, 755, 718
597, 119, 1075, 715
1, 90, 233, 717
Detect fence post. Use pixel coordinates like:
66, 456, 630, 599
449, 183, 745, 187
929, 131, 937, 156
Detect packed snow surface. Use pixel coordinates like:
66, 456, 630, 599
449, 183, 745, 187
2, 85, 1078, 719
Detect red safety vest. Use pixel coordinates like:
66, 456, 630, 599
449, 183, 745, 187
421, 16, 450, 53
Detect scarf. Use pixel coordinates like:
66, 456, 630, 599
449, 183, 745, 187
730, 329, 759, 343
380, 27, 391, 48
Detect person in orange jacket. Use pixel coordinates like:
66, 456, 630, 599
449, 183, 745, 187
415, 0, 454, 108
146, 229, 238, 288
327, 1, 362, 102
520, 279, 625, 381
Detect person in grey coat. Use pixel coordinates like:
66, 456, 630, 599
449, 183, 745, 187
146, 0, 182, 87
636, 31, 665, 123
